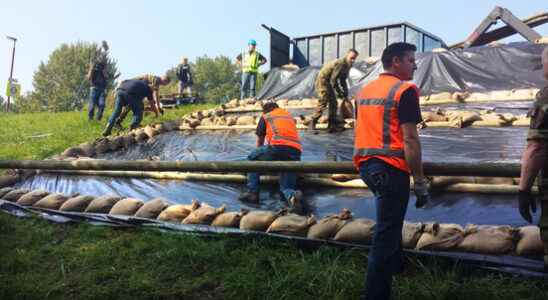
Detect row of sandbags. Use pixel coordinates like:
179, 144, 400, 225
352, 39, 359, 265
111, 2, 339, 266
421, 108, 531, 128
0, 186, 544, 257
422, 88, 539, 104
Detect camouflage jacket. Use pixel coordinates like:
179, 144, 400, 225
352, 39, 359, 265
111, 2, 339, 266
316, 58, 351, 98
527, 84, 548, 140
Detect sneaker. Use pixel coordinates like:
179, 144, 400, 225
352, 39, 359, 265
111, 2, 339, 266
288, 190, 303, 215
238, 191, 259, 203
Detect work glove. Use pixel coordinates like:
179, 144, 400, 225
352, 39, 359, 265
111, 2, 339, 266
518, 189, 537, 223
413, 180, 430, 208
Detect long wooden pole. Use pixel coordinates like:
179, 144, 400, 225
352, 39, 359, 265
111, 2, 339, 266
0, 159, 521, 177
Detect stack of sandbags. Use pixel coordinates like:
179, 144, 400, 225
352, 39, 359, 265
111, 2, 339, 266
182, 203, 226, 225
16, 190, 50, 206
515, 226, 545, 256
333, 218, 376, 244
211, 209, 249, 228
456, 225, 517, 254
59, 195, 96, 212
157, 200, 200, 222
266, 214, 316, 237
307, 209, 353, 240
200, 117, 215, 126
133, 128, 149, 143
415, 223, 465, 251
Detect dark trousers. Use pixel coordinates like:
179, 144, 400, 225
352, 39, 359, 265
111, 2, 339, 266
88, 87, 105, 120
107, 90, 144, 129
359, 158, 410, 300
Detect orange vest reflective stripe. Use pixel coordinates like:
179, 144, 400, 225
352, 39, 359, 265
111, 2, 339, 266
353, 74, 419, 173
263, 108, 302, 152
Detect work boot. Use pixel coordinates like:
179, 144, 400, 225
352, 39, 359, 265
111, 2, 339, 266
101, 123, 114, 137
238, 191, 259, 204
114, 122, 124, 131
288, 190, 303, 215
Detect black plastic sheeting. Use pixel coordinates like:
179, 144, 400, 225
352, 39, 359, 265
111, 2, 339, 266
2, 200, 545, 277
257, 42, 546, 100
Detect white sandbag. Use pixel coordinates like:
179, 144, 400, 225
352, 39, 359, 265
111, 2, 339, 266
333, 218, 376, 244
266, 214, 316, 237
134, 198, 171, 219
59, 195, 96, 212
287, 100, 301, 107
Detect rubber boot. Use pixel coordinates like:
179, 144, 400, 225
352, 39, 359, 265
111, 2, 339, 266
101, 123, 114, 137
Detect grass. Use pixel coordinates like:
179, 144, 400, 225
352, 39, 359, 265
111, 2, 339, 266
1, 105, 548, 299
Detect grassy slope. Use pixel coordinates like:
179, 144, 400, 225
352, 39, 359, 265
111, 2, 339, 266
1, 106, 548, 299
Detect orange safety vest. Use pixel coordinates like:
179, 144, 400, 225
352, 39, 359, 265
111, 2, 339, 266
263, 108, 302, 152
353, 73, 419, 173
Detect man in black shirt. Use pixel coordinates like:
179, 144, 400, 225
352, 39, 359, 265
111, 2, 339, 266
102, 79, 157, 136
87, 61, 107, 120
176, 57, 193, 96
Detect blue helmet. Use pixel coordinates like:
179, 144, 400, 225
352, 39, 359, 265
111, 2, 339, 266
248, 39, 257, 46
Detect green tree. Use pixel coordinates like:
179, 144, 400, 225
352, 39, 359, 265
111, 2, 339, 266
30, 41, 118, 112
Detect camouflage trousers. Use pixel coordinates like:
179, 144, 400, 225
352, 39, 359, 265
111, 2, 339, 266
540, 174, 548, 268
311, 83, 338, 126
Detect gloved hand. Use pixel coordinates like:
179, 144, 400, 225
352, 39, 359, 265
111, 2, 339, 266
413, 179, 430, 208
518, 189, 537, 223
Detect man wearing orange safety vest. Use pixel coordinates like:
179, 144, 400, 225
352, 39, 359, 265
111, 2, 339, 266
354, 42, 430, 300
238, 102, 304, 214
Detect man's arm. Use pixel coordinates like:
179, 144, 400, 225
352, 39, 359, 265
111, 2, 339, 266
519, 140, 548, 191
86, 64, 94, 82
402, 123, 425, 182
256, 116, 266, 147
236, 54, 242, 67
259, 53, 267, 66
330, 62, 346, 98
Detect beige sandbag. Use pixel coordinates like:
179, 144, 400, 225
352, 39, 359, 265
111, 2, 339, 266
307, 209, 353, 240
78, 142, 96, 157
422, 111, 448, 122
144, 125, 159, 138
134, 129, 149, 143
200, 117, 215, 126
415, 223, 464, 251
157, 200, 200, 222
16, 190, 50, 206
85, 195, 122, 213
226, 116, 237, 126
339, 99, 354, 119
513, 117, 531, 127
214, 116, 227, 126
94, 138, 111, 154
214, 108, 224, 117
428, 92, 452, 101
459, 111, 482, 124
181, 203, 226, 225
183, 118, 201, 129
154, 123, 167, 133
109, 198, 145, 215
236, 116, 256, 126
457, 225, 517, 254
108, 136, 124, 151
451, 91, 470, 101
211, 209, 249, 228
62, 146, 85, 158
267, 214, 316, 236
59, 195, 96, 212
240, 210, 280, 231
2, 188, 30, 202
191, 111, 204, 120
288, 100, 301, 107
121, 134, 136, 149
276, 99, 289, 107
33, 193, 69, 210
516, 226, 544, 256
402, 222, 425, 249
301, 98, 317, 107
333, 218, 376, 244
0, 175, 19, 189
134, 198, 171, 219
0, 187, 14, 198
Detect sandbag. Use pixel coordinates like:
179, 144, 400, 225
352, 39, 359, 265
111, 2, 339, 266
200, 117, 215, 126
402, 222, 425, 249
276, 99, 289, 107
451, 91, 470, 101
108, 136, 124, 151
191, 111, 204, 120
134, 129, 149, 143
78, 142, 96, 157
85, 195, 122, 213
109, 198, 145, 216
211, 209, 249, 228
0, 187, 14, 198
2, 188, 30, 202
121, 134, 136, 149
422, 111, 448, 122
428, 92, 452, 101
415, 223, 464, 251
266, 214, 316, 237
457, 111, 482, 125
513, 117, 531, 126
339, 99, 354, 119
144, 125, 159, 138
62, 146, 85, 158
154, 123, 167, 133
287, 100, 301, 107
183, 118, 201, 129
457, 225, 517, 254
307, 209, 353, 240
181, 203, 226, 225
16, 190, 50, 206
157, 200, 201, 222
134, 198, 171, 219
0, 175, 19, 189
516, 226, 544, 256
239, 210, 280, 231
214, 116, 227, 126
226, 116, 237, 126
94, 138, 111, 154
214, 108, 224, 117
33, 193, 69, 210
59, 195, 96, 212
236, 116, 256, 126
333, 218, 376, 244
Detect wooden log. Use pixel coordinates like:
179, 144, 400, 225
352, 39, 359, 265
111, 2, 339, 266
179, 123, 352, 131
0, 159, 522, 177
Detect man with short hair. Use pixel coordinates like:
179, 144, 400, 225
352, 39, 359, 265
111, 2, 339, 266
354, 42, 429, 300
102, 79, 157, 136
176, 57, 193, 96
310, 49, 358, 132
236, 39, 267, 100
238, 102, 303, 214
518, 45, 548, 270
86, 60, 107, 121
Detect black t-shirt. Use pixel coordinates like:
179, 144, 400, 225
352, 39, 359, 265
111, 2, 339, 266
119, 79, 153, 100
398, 88, 422, 124
90, 63, 107, 89
256, 116, 267, 137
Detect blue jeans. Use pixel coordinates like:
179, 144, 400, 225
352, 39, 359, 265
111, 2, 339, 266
246, 145, 301, 200
359, 158, 410, 300
240, 72, 257, 99
107, 90, 144, 129
88, 87, 105, 120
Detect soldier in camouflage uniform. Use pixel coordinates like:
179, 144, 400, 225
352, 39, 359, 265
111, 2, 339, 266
518, 45, 548, 270
114, 74, 170, 129
310, 49, 358, 132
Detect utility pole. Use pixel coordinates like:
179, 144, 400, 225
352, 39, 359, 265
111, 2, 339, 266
6, 36, 17, 112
